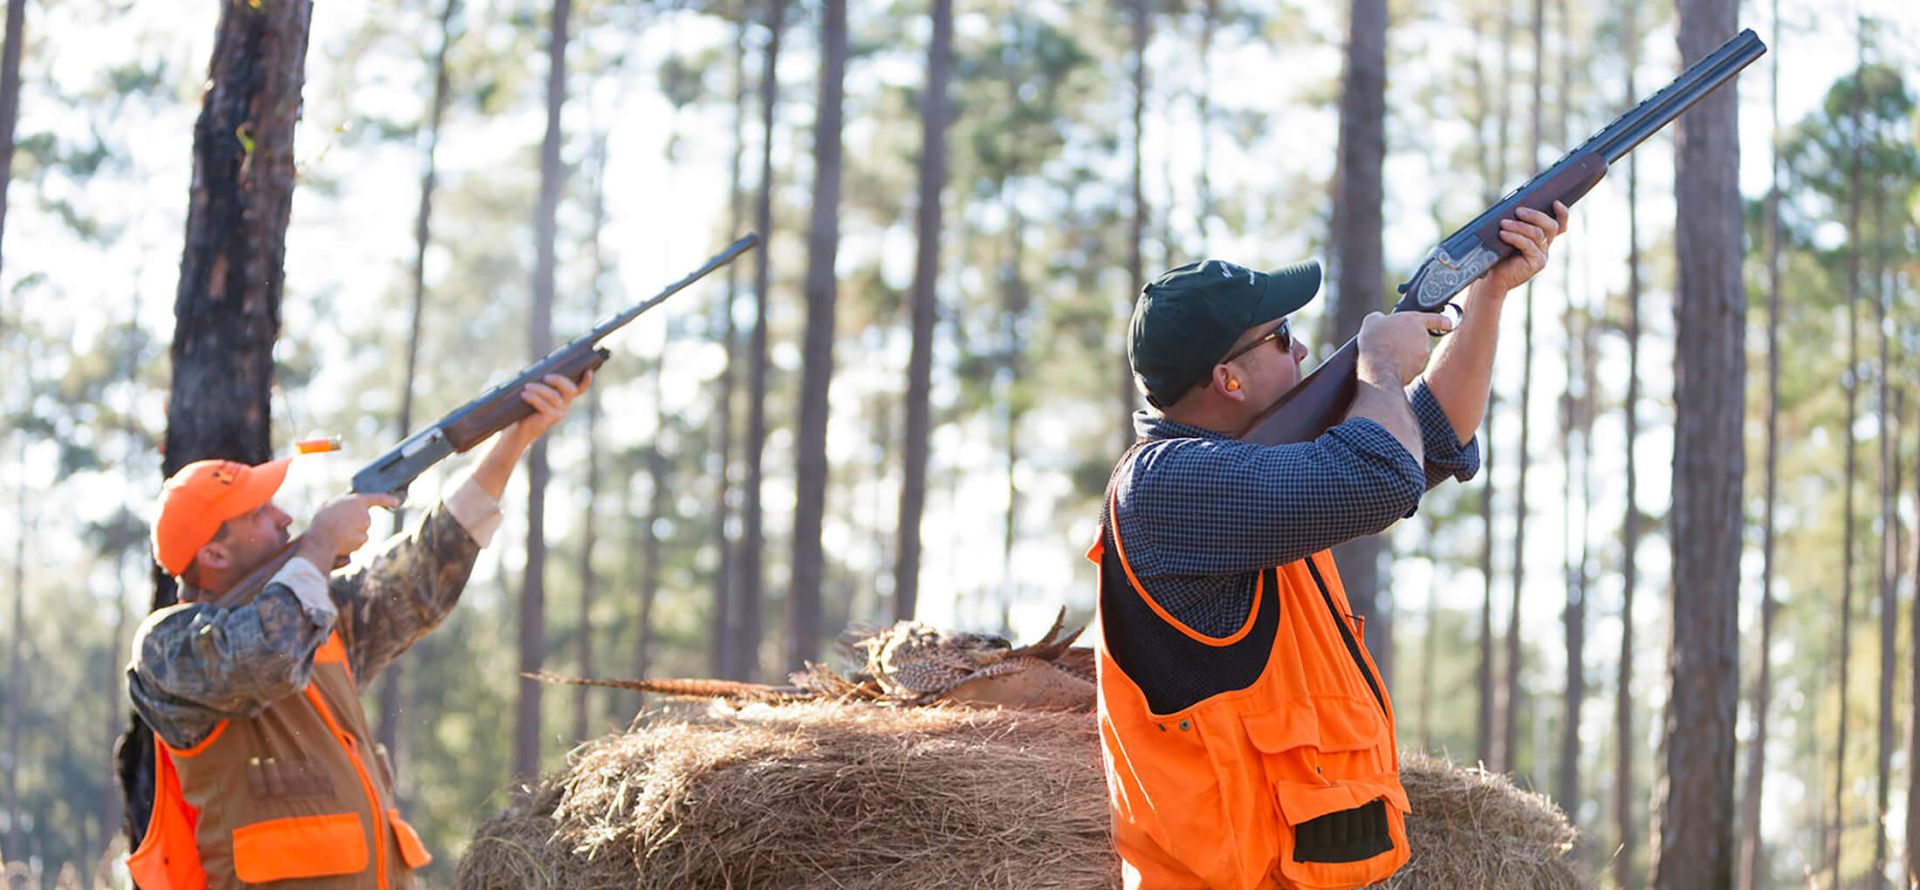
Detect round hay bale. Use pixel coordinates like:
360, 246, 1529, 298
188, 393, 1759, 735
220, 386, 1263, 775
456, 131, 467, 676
1382, 751, 1583, 889
458, 702, 1585, 889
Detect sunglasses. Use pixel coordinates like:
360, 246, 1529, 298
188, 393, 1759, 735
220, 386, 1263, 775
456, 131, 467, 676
1220, 318, 1292, 365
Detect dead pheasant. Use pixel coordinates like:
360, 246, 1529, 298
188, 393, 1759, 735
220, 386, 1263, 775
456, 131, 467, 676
520, 674, 816, 702
528, 609, 1096, 712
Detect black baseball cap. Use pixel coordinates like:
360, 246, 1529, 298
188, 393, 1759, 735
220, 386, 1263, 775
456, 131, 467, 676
1128, 258, 1323, 408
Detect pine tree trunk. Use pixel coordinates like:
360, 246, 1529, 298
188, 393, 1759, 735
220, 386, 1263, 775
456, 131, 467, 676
1558, 285, 1585, 823
1873, 186, 1896, 889
376, 0, 459, 800
787, 0, 845, 672
1615, 4, 1643, 885
638, 367, 666, 681
1906, 392, 1920, 886
1497, 0, 1545, 777
0, 0, 23, 285
1736, 10, 1781, 887
999, 184, 1028, 634
1649, 0, 1744, 884
710, 17, 749, 676
1418, 527, 1437, 750
1479, 0, 1515, 775
1329, 0, 1390, 686
514, 0, 568, 779
6, 449, 22, 862
1555, 0, 1583, 819
572, 133, 608, 744
736, 0, 785, 680
104, 301, 143, 841
893, 0, 950, 623
116, 0, 311, 846
1829, 42, 1866, 889
1194, 0, 1217, 249
1121, 0, 1148, 453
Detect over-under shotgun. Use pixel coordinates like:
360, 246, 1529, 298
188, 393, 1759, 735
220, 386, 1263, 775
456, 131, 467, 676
1241, 29, 1766, 446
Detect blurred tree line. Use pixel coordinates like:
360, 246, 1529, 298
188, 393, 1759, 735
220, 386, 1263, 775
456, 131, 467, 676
0, 0, 1915, 886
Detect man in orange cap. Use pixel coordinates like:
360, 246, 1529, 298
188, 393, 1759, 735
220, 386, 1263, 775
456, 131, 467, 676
125, 373, 585, 889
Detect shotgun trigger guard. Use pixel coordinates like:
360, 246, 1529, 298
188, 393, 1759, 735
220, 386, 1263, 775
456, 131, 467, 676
1430, 302, 1465, 337
1412, 245, 1498, 310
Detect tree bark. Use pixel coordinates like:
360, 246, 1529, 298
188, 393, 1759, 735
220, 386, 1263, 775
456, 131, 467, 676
1557, 279, 1585, 823
1907, 391, 1920, 887
710, 16, 749, 675
102, 301, 144, 846
734, 0, 785, 681
1417, 526, 1437, 750
1736, 8, 1780, 888
376, 0, 459, 802
1828, 40, 1866, 890
1479, 0, 1516, 776
638, 366, 666, 681
116, 0, 312, 846
1554, 0, 1582, 828
1194, 0, 1218, 249
1615, 4, 1643, 885
787, 0, 845, 672
999, 175, 1028, 634
572, 133, 607, 744
1120, 0, 1148, 454
1872, 166, 1896, 890
6, 444, 22, 863
1497, 0, 1545, 777
893, 0, 951, 623
1649, 0, 1744, 884
514, 0, 568, 779
1329, 0, 1390, 688
0, 0, 24, 286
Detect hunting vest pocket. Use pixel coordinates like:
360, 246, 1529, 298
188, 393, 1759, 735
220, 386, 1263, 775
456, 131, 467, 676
1241, 696, 1390, 783
1267, 789, 1409, 890
1242, 699, 1409, 889
230, 812, 368, 884
1291, 800, 1391, 864
390, 810, 433, 869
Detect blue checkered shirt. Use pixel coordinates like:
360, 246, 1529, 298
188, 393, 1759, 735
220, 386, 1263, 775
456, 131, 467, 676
1110, 381, 1479, 637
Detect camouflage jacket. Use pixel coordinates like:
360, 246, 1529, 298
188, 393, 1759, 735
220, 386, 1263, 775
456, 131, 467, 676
127, 482, 503, 750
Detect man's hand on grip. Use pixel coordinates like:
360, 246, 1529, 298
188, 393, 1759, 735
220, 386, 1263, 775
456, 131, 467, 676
297, 493, 401, 568
1358, 312, 1451, 387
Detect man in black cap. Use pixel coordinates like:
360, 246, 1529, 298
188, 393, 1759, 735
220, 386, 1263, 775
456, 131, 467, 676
1091, 203, 1569, 889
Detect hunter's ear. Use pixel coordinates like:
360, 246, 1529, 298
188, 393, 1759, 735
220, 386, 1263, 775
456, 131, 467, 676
1213, 365, 1245, 402
195, 541, 231, 573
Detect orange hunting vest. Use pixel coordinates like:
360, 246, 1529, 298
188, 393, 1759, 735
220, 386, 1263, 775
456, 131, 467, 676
126, 630, 431, 889
1092, 464, 1410, 889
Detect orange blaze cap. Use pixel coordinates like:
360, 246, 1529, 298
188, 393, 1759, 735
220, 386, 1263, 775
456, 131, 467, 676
152, 458, 291, 576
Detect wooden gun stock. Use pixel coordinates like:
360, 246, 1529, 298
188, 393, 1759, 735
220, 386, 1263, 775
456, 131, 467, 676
1238, 337, 1361, 445
206, 538, 350, 609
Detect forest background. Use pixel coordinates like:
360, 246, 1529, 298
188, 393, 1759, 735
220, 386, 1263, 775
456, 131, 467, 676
0, 0, 1917, 886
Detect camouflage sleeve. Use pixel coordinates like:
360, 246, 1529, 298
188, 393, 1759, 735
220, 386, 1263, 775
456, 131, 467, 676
126, 563, 339, 750
328, 480, 495, 687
